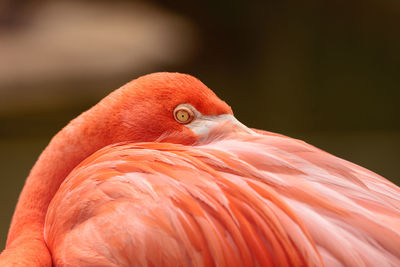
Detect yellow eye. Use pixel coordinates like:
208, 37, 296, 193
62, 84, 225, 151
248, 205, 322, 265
173, 106, 195, 124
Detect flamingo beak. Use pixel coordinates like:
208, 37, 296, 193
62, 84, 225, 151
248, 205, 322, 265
186, 114, 256, 137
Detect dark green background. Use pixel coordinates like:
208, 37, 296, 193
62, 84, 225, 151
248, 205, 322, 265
0, 0, 399, 249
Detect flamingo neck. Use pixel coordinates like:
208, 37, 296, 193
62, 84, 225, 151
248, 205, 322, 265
3, 100, 117, 265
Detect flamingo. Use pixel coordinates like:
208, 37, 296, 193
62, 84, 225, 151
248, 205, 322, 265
1, 72, 400, 266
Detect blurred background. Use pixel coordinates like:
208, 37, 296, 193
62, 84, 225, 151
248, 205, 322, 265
0, 0, 399, 248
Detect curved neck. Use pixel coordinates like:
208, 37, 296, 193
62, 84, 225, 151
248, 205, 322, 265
8, 119, 95, 243
2, 98, 118, 265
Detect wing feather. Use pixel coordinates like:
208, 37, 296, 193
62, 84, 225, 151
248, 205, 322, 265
45, 132, 400, 266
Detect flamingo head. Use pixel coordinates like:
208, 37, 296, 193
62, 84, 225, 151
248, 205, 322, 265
107, 72, 253, 145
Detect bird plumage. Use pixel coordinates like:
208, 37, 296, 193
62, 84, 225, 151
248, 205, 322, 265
46, 127, 400, 266
1, 72, 400, 266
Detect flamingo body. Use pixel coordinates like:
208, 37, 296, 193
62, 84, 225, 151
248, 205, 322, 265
45, 129, 400, 266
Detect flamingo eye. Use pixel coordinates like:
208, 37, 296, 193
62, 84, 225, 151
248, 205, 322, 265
173, 106, 195, 124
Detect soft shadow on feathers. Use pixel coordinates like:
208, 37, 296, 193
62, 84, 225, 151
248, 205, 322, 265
45, 124, 400, 266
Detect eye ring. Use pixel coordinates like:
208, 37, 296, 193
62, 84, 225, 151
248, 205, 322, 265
173, 105, 195, 124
